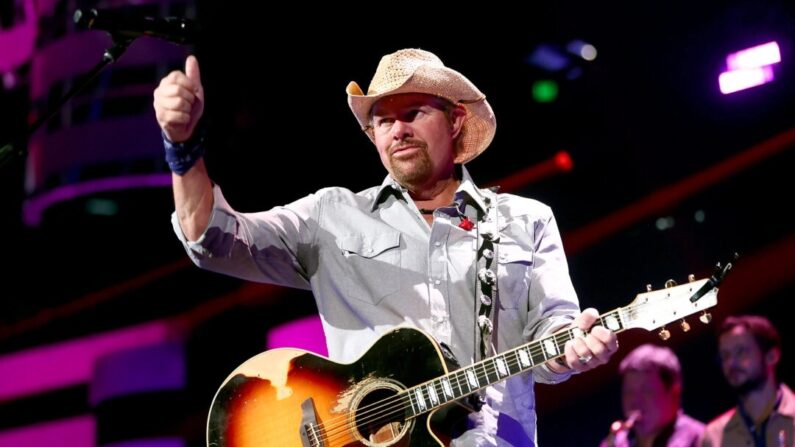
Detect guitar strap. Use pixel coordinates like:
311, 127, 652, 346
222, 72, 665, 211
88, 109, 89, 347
475, 187, 500, 362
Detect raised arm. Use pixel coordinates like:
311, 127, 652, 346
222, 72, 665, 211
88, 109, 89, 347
153, 55, 211, 241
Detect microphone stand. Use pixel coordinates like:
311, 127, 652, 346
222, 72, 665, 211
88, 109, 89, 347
0, 34, 135, 171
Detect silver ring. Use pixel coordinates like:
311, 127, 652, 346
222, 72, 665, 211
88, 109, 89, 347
578, 354, 593, 365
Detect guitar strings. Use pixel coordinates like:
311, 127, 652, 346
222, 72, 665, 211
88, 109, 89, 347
316, 306, 636, 444
317, 306, 641, 444
316, 306, 639, 445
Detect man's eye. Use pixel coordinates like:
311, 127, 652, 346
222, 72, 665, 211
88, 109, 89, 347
376, 118, 394, 127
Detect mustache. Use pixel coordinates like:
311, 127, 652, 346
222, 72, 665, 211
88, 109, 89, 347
389, 138, 427, 156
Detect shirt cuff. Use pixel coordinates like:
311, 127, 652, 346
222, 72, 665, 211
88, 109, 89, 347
171, 184, 234, 256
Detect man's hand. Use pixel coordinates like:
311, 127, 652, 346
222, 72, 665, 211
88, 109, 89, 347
548, 308, 619, 374
154, 55, 204, 143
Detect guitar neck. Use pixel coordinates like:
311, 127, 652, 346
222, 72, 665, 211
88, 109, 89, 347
402, 277, 718, 418
402, 308, 627, 417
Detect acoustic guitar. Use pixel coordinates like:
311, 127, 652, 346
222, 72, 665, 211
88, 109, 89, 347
208, 275, 722, 447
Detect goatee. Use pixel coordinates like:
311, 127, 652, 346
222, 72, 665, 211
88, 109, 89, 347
731, 371, 766, 397
389, 140, 432, 187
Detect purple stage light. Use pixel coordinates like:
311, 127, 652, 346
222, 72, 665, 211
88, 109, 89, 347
719, 66, 775, 94
720, 41, 780, 94
726, 41, 781, 70
0, 320, 175, 401
267, 314, 328, 356
0, 415, 94, 447
23, 173, 172, 226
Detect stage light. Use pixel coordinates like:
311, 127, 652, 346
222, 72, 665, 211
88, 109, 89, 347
566, 39, 597, 61
532, 79, 559, 103
526, 44, 570, 72
85, 198, 119, 216
719, 41, 780, 94
655, 216, 675, 231
719, 66, 774, 94
726, 41, 780, 70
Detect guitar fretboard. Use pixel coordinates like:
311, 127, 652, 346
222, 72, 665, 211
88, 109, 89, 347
402, 308, 625, 417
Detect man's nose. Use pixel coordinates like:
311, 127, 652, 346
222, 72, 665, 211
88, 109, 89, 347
391, 119, 413, 140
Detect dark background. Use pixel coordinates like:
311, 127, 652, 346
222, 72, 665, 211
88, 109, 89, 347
1, 1, 794, 445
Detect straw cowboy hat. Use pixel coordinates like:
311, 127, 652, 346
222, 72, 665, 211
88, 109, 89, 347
346, 48, 496, 164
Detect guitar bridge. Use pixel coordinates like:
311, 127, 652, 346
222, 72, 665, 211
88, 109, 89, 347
299, 397, 324, 447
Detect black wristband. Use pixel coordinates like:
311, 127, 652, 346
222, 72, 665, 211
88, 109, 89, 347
163, 130, 205, 175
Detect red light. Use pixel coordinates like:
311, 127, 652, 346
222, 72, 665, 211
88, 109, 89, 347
555, 151, 573, 172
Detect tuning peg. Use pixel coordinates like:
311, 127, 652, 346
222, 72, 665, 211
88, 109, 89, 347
699, 311, 712, 324
658, 327, 671, 340
688, 274, 695, 282
664, 279, 677, 288
646, 284, 652, 292
679, 319, 691, 332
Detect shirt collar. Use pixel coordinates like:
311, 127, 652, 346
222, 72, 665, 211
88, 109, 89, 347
371, 165, 490, 214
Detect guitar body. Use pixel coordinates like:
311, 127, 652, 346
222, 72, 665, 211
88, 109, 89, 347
207, 327, 468, 447
207, 276, 722, 447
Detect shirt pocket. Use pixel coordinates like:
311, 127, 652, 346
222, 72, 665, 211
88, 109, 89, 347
496, 244, 533, 310
335, 230, 402, 306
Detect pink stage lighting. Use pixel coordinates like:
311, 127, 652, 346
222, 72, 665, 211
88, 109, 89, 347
726, 41, 781, 70
719, 66, 775, 94
267, 315, 328, 356
720, 41, 780, 95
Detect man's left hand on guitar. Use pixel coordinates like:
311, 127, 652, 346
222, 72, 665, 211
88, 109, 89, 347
548, 308, 620, 374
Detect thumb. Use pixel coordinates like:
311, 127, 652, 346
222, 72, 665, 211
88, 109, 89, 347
185, 55, 201, 86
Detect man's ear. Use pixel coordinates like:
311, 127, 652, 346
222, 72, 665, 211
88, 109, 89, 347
450, 105, 467, 139
766, 347, 781, 367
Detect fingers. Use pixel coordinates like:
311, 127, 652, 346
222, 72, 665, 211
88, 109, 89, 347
159, 110, 192, 126
153, 56, 205, 143
574, 307, 599, 330
564, 337, 593, 372
156, 88, 195, 112
159, 70, 200, 95
584, 327, 616, 363
562, 308, 619, 373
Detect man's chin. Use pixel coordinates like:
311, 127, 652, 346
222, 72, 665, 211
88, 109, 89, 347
392, 171, 430, 187
730, 376, 765, 395
389, 162, 431, 186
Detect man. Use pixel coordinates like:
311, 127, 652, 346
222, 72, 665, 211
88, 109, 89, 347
601, 344, 704, 447
701, 315, 795, 447
153, 48, 618, 445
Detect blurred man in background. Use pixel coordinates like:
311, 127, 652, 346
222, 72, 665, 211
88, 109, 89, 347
700, 315, 794, 447
602, 343, 704, 447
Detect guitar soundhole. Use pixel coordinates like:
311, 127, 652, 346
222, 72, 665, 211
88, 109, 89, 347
353, 382, 411, 446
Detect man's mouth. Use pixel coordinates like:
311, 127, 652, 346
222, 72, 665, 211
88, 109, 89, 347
391, 145, 420, 157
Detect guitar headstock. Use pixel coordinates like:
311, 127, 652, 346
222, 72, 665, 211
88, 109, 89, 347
622, 277, 718, 338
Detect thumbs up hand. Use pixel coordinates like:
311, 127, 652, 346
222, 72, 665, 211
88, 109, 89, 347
154, 55, 205, 143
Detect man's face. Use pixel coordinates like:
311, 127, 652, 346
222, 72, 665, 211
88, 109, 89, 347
621, 369, 679, 437
719, 326, 767, 394
371, 93, 460, 188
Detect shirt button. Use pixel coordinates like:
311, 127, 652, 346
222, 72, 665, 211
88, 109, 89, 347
434, 280, 441, 285
434, 241, 441, 247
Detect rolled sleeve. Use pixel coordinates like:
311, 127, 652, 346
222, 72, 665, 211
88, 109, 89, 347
172, 184, 316, 289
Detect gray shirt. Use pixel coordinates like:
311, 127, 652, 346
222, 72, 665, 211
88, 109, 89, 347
174, 167, 580, 445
